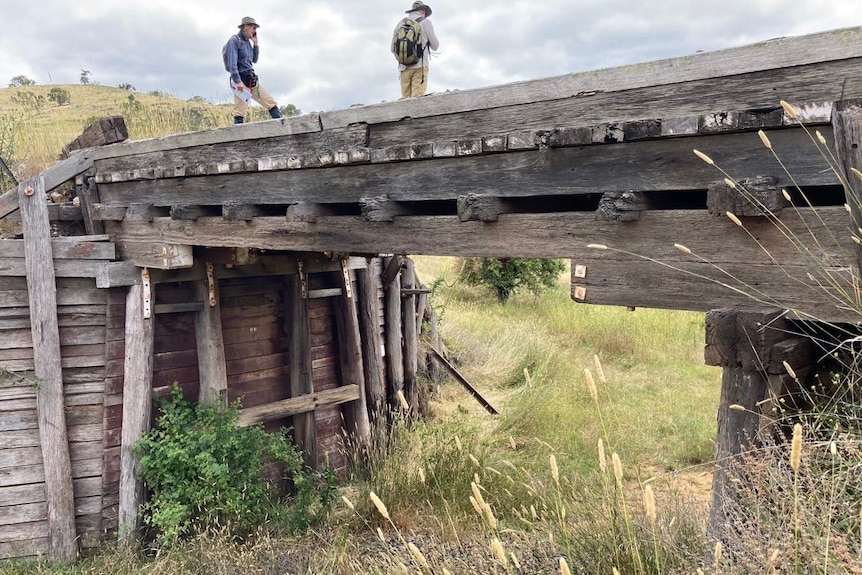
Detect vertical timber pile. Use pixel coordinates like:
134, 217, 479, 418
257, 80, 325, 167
287, 273, 317, 467
118, 282, 154, 540
383, 256, 404, 410
357, 258, 386, 419
401, 259, 419, 416
832, 99, 862, 269
704, 309, 818, 547
333, 261, 371, 442
194, 264, 228, 407
18, 177, 77, 562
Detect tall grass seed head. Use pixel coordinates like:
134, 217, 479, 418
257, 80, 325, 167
341, 495, 355, 511
560, 557, 572, 575
593, 354, 606, 383
598, 438, 607, 473
758, 129, 772, 149
369, 491, 390, 521
550, 454, 560, 487
396, 389, 410, 411
725, 211, 743, 227
644, 484, 657, 523
490, 538, 508, 567
407, 542, 429, 570
780, 100, 798, 119
790, 423, 802, 472
612, 453, 623, 488
693, 149, 714, 165
584, 368, 598, 402
714, 541, 723, 564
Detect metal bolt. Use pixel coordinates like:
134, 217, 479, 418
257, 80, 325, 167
24, 186, 34, 196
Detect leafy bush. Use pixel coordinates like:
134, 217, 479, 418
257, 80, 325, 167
461, 257, 566, 303
47, 87, 70, 106
136, 386, 337, 546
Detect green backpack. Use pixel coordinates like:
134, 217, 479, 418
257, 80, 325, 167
392, 17, 425, 66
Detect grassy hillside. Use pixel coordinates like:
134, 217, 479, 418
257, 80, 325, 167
0, 84, 233, 179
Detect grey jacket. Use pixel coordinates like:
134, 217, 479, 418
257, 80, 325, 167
394, 11, 440, 71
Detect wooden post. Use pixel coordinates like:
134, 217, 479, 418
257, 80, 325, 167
286, 273, 318, 468
704, 309, 783, 549
707, 367, 768, 546
832, 99, 862, 271
78, 178, 105, 235
18, 176, 78, 562
401, 259, 419, 417
332, 265, 371, 442
356, 258, 386, 419
383, 257, 404, 410
118, 282, 155, 542
194, 263, 228, 407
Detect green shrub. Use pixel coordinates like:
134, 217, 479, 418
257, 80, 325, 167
461, 257, 566, 303
135, 386, 337, 546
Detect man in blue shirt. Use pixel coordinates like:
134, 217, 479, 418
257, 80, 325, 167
225, 17, 283, 124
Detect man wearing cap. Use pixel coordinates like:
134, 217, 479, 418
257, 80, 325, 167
392, 2, 440, 98
225, 16, 283, 124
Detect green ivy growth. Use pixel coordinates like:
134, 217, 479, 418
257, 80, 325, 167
135, 386, 337, 546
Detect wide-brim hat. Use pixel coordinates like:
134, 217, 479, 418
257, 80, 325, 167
238, 16, 260, 29
406, 1, 432, 16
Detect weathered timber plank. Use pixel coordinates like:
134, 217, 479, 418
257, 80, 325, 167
366, 56, 862, 145
0, 237, 112, 260
1, 150, 95, 220
570, 258, 857, 323
108, 206, 854, 263
95, 128, 837, 206
321, 27, 862, 130
87, 113, 323, 164
92, 124, 366, 176
236, 385, 360, 426
113, 241, 193, 269
18, 177, 77, 562
0, 259, 116, 280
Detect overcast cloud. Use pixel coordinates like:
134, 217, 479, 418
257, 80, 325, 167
2, 1, 861, 114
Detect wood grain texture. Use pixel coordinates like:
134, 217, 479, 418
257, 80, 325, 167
18, 177, 78, 562
94, 128, 836, 207
117, 284, 154, 542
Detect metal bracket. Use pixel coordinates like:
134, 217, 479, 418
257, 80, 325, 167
206, 262, 217, 307
298, 260, 308, 299
141, 268, 152, 318
340, 259, 353, 299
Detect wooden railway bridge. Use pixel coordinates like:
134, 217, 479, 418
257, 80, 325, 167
3, 24, 862, 562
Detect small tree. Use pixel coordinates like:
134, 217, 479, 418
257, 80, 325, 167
279, 103, 301, 117
8, 75, 36, 87
47, 87, 70, 106
462, 257, 566, 303
79, 69, 92, 84
117, 82, 136, 91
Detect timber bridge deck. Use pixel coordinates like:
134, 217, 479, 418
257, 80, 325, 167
3, 24, 862, 562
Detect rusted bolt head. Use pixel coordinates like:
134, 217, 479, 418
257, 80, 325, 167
24, 186, 34, 196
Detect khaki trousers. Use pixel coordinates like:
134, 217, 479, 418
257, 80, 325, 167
399, 67, 429, 98
233, 83, 278, 118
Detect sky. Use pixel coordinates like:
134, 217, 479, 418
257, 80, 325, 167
2, 1, 861, 115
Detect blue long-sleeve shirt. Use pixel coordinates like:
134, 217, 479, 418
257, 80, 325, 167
225, 31, 259, 84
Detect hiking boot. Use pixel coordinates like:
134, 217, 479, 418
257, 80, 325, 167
268, 106, 283, 119
234, 116, 244, 124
